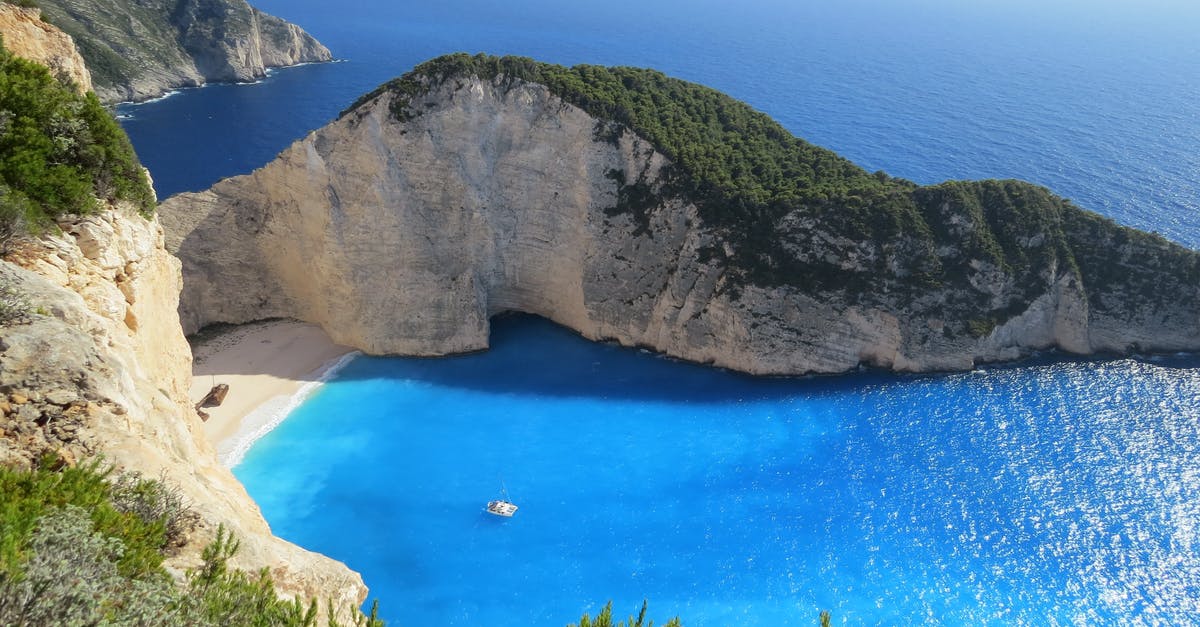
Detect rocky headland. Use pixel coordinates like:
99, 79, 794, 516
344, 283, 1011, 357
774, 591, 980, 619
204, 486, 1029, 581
32, 0, 331, 103
161, 54, 1200, 376
0, 3, 91, 93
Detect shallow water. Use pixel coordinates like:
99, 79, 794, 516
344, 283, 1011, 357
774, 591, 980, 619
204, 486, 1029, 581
234, 316, 1200, 625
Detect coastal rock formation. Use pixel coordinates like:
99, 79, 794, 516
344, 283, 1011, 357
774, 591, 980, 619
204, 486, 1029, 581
160, 56, 1200, 375
0, 208, 366, 609
0, 3, 92, 93
34, 0, 331, 103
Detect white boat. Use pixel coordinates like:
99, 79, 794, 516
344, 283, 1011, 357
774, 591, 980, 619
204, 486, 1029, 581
486, 499, 518, 517
486, 483, 518, 517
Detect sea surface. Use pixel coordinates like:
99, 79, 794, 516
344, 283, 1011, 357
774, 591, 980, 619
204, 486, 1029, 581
116, 0, 1200, 624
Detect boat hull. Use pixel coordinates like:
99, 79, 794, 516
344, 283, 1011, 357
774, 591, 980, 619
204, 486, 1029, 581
486, 500, 518, 516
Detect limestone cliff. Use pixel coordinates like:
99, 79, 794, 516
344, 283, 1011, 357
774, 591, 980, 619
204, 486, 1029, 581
160, 56, 1200, 375
0, 3, 91, 93
33, 0, 331, 103
0, 208, 366, 609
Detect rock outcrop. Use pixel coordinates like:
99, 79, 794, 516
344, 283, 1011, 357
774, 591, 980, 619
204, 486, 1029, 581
34, 0, 331, 103
0, 208, 366, 609
0, 3, 92, 93
160, 58, 1200, 375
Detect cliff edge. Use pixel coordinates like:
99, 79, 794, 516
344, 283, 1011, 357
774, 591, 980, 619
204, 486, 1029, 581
0, 208, 367, 610
160, 54, 1200, 375
0, 3, 91, 93
33, 0, 331, 103
0, 39, 365, 612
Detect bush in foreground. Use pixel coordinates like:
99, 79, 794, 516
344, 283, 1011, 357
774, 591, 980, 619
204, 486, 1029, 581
569, 600, 681, 627
0, 35, 154, 243
0, 460, 383, 626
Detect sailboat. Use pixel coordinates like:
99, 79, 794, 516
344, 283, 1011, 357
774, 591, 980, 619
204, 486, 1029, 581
486, 483, 518, 517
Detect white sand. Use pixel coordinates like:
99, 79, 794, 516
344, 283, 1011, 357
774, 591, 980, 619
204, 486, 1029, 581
189, 320, 358, 467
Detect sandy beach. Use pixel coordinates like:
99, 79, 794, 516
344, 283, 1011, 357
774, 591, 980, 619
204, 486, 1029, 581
189, 320, 357, 466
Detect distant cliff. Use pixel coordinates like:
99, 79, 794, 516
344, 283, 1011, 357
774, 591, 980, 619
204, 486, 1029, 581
33, 0, 331, 103
0, 3, 91, 93
160, 54, 1200, 375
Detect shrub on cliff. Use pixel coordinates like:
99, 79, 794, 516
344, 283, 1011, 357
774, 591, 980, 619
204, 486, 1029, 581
0, 36, 153, 242
569, 600, 682, 627
0, 461, 385, 626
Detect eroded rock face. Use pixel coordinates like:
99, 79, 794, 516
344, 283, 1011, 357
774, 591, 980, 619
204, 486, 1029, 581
0, 209, 366, 610
160, 75, 1200, 375
0, 4, 92, 93
34, 0, 331, 103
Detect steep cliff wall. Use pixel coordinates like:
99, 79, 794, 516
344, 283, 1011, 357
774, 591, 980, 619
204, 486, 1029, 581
34, 0, 331, 103
0, 208, 366, 608
160, 63, 1200, 375
0, 3, 91, 93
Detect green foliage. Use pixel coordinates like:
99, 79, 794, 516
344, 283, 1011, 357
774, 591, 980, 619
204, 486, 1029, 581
0, 36, 154, 242
109, 471, 197, 552
820, 610, 831, 626
0, 504, 189, 625
183, 525, 315, 626
0, 462, 384, 626
2, 0, 40, 8
0, 459, 172, 581
569, 600, 681, 627
181, 524, 384, 627
64, 31, 136, 90
966, 318, 997, 338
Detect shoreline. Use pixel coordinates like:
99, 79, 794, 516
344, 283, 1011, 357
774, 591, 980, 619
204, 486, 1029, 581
114, 59, 342, 107
189, 320, 359, 467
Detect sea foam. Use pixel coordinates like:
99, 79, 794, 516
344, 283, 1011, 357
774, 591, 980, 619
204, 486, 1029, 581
218, 350, 360, 468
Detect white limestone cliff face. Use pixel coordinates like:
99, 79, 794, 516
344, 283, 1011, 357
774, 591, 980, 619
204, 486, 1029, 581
160, 76, 1199, 375
0, 4, 92, 93
0, 208, 366, 611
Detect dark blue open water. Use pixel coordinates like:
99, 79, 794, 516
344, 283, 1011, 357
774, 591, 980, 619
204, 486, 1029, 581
116, 0, 1200, 624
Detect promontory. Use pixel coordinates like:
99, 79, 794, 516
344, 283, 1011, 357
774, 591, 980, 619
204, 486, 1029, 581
161, 53, 1200, 376
30, 0, 331, 103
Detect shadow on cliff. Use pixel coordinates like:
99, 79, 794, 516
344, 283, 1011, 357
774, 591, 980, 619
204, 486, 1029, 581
189, 318, 355, 386
322, 313, 909, 403
192, 314, 1200, 404
323, 314, 1200, 403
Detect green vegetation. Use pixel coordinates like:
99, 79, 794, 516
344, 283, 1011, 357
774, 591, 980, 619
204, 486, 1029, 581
0, 460, 384, 626
349, 53, 1200, 330
0, 37, 153, 243
1, 0, 40, 9
345, 53, 939, 290
32, 0, 197, 93
568, 600, 681, 627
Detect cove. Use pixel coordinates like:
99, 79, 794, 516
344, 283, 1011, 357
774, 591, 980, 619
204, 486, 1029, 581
234, 315, 1200, 625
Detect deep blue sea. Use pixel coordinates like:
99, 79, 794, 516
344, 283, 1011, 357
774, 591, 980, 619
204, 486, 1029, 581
116, 0, 1200, 624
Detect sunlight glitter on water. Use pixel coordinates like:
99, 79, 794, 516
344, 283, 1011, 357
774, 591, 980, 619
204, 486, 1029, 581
234, 318, 1200, 626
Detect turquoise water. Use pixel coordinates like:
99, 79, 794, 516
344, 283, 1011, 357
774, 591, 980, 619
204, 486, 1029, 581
111, 0, 1200, 623
235, 317, 1200, 625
